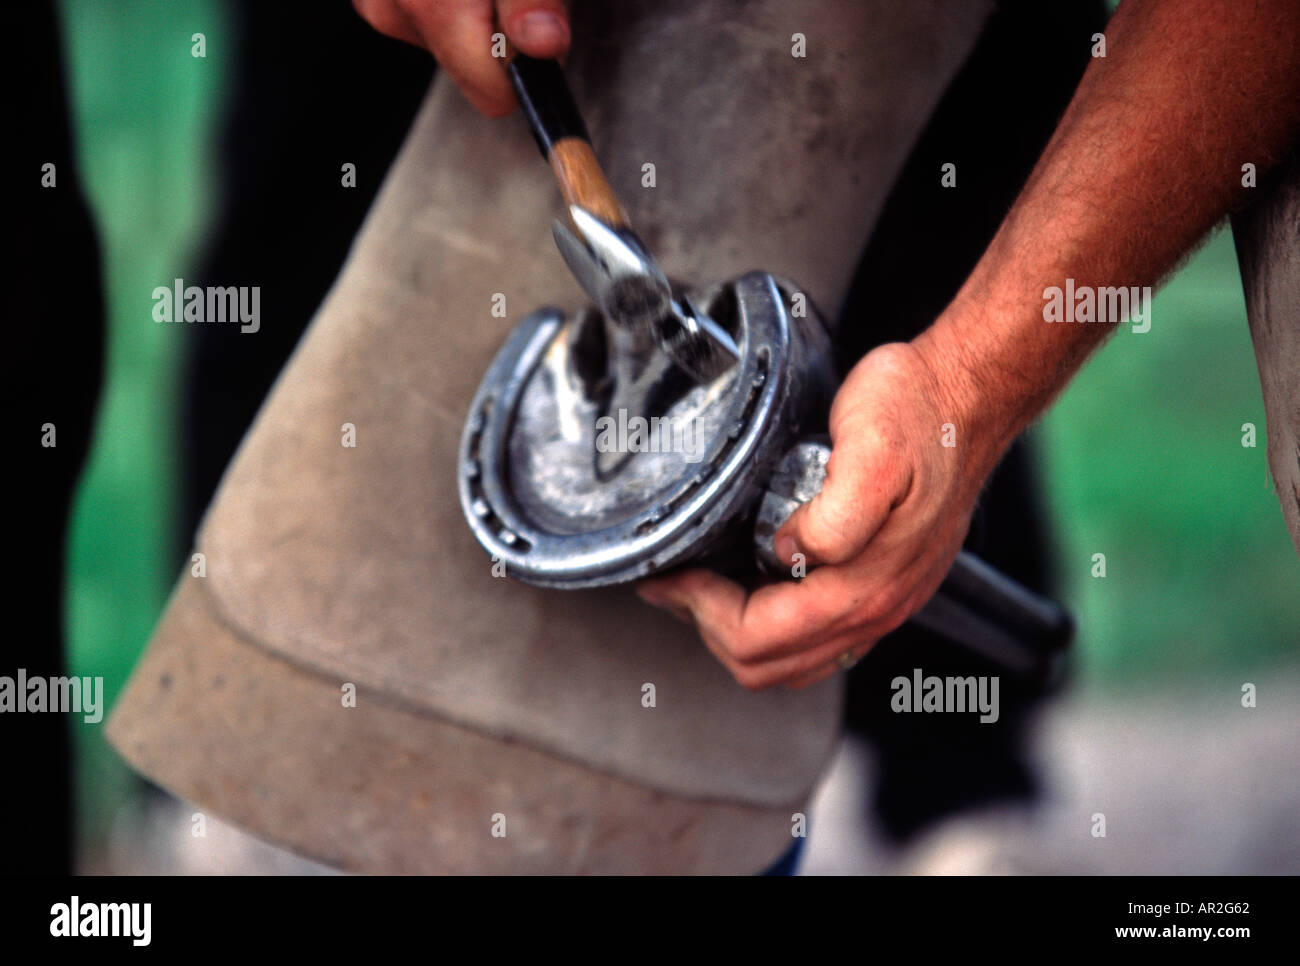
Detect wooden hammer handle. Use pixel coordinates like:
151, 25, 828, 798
506, 53, 629, 228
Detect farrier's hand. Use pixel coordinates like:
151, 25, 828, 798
353, 0, 570, 116
637, 340, 1003, 690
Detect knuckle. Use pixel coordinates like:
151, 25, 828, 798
799, 509, 854, 563
852, 589, 897, 627
853, 600, 886, 627
856, 422, 908, 470
868, 342, 919, 380
761, 593, 804, 632
729, 633, 777, 664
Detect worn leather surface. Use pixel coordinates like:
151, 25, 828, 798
110, 578, 801, 873
109, 0, 994, 870
1234, 152, 1300, 557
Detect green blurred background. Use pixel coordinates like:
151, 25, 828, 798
57, 0, 1297, 859
59, 0, 231, 853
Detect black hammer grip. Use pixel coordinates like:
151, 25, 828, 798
505, 53, 629, 230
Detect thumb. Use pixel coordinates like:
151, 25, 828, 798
774, 430, 910, 568
496, 0, 571, 59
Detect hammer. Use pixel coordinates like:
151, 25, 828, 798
506, 53, 741, 384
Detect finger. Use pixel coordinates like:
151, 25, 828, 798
679, 614, 834, 693
637, 568, 748, 636
774, 424, 913, 569
644, 566, 867, 664
732, 546, 939, 684
774, 543, 950, 691
899, 534, 967, 621
634, 582, 694, 625
496, 0, 570, 59
784, 663, 841, 690
784, 647, 863, 690
404, 0, 519, 116
638, 576, 754, 682
643, 564, 912, 690
726, 626, 882, 691
353, 0, 427, 48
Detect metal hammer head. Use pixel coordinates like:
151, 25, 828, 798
552, 205, 740, 386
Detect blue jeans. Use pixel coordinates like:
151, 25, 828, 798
762, 838, 805, 876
